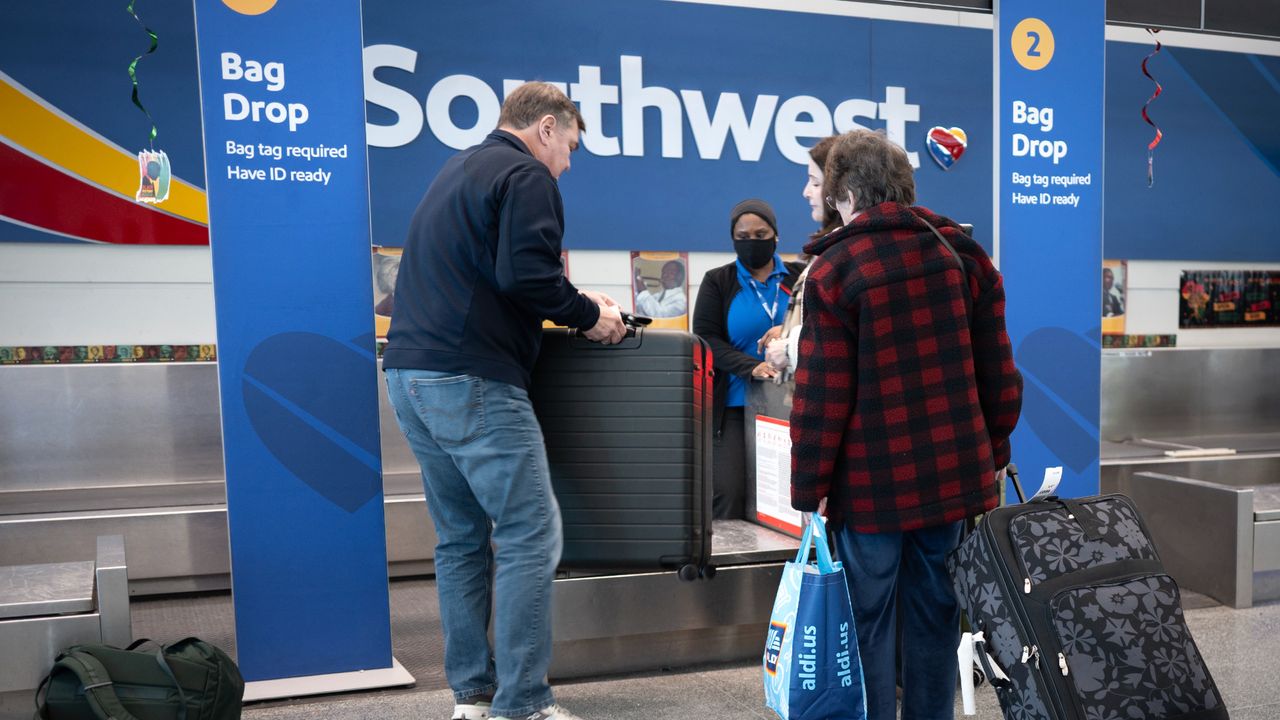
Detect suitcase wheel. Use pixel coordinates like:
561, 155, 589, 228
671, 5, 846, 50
699, 565, 717, 580
677, 564, 700, 582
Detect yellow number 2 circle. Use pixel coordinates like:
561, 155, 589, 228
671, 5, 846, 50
1011, 18, 1055, 71
222, 0, 278, 15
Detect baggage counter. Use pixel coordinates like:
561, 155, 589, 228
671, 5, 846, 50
0, 359, 807, 679
708, 519, 801, 565
1105, 458, 1280, 609
549, 519, 798, 679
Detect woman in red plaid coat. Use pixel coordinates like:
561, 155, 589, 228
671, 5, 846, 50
790, 129, 1023, 720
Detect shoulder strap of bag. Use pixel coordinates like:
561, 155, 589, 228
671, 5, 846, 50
32, 672, 53, 720
125, 638, 157, 651
793, 262, 812, 318
152, 650, 189, 720
44, 650, 145, 720
919, 215, 973, 321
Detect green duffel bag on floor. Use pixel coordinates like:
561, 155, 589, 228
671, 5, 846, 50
34, 637, 244, 720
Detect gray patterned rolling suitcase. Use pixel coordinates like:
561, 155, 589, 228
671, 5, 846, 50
530, 327, 713, 578
948, 492, 1228, 719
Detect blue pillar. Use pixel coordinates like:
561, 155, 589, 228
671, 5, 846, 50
192, 0, 409, 693
995, 0, 1106, 498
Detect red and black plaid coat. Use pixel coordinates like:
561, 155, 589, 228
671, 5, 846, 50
790, 202, 1022, 533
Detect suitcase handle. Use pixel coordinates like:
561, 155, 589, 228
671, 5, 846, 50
567, 325, 643, 347
972, 636, 1012, 690
1059, 497, 1106, 541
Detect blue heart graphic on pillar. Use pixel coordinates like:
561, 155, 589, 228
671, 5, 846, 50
241, 332, 382, 513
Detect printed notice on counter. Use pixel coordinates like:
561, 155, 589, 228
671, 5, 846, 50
755, 415, 803, 536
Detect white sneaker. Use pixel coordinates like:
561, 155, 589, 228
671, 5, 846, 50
452, 699, 492, 719
492, 704, 585, 720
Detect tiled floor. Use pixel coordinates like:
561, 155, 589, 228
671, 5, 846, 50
242, 595, 1280, 719
4, 579, 1275, 719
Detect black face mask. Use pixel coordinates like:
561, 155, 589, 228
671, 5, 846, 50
734, 238, 777, 269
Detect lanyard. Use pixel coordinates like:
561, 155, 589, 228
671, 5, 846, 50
748, 276, 782, 324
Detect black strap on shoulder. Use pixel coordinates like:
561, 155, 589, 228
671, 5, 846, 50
919, 216, 973, 321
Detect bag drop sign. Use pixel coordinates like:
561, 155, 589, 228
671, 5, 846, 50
220, 53, 310, 132
192, 0, 396, 685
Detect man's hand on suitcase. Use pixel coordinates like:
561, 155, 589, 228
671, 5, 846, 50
583, 304, 626, 345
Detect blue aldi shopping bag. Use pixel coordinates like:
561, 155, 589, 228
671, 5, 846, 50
763, 514, 867, 720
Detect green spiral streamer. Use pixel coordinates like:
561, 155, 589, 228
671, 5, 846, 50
126, 0, 158, 146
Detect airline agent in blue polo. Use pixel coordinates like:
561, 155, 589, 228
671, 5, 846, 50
692, 199, 805, 519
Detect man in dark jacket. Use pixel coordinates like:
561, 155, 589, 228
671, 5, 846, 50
790, 129, 1022, 720
384, 82, 624, 720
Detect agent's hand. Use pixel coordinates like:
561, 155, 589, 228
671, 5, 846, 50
580, 289, 619, 307
764, 337, 790, 371
757, 324, 784, 353
751, 361, 779, 380
582, 304, 626, 345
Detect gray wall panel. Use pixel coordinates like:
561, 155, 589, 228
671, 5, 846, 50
1100, 348, 1280, 442
0, 362, 422, 503
1108, 0, 1203, 29
1207, 0, 1280, 37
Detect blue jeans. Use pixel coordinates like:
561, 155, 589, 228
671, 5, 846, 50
385, 369, 562, 717
833, 521, 963, 720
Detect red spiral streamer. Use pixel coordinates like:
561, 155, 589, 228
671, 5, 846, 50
1141, 28, 1163, 187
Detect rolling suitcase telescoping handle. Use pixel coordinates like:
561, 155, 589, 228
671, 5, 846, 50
1005, 462, 1026, 503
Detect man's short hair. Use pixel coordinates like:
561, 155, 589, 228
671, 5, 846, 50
498, 82, 586, 133
823, 129, 915, 212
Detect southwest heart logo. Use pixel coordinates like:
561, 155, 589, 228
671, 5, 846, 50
926, 126, 967, 170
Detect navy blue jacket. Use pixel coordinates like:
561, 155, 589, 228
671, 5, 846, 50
383, 131, 599, 389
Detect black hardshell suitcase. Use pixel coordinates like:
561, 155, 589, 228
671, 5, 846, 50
948, 491, 1228, 720
530, 327, 713, 578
